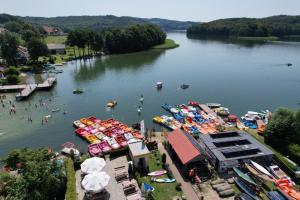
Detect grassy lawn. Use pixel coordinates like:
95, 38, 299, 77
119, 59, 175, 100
236, 36, 279, 41
44, 35, 67, 44
152, 39, 179, 49
135, 150, 183, 200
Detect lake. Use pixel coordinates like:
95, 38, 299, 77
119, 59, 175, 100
1, 32, 300, 157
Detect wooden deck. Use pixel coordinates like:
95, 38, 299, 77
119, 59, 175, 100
0, 77, 57, 101
198, 104, 226, 125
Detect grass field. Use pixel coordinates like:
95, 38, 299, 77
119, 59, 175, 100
135, 150, 183, 200
152, 39, 179, 49
44, 35, 67, 44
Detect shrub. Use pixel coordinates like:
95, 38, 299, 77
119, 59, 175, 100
6, 74, 19, 84
64, 158, 76, 200
20, 66, 33, 72
4, 66, 19, 76
175, 183, 182, 191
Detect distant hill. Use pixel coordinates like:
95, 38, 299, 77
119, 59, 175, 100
12, 15, 197, 32
187, 15, 300, 37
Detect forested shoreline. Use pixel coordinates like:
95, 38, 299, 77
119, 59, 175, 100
67, 24, 166, 55
187, 15, 300, 38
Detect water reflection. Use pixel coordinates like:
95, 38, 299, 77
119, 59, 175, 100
73, 50, 165, 82
187, 34, 267, 47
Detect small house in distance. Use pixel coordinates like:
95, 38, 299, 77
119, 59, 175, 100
128, 141, 150, 170
43, 26, 64, 36
47, 44, 66, 55
198, 131, 274, 173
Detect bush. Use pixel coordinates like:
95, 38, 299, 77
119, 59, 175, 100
6, 74, 19, 84
175, 183, 182, 191
4, 66, 19, 76
20, 66, 33, 72
64, 158, 76, 200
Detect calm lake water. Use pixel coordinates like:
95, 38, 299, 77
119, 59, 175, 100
1, 32, 300, 157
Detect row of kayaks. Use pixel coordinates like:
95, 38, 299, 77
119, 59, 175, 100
234, 160, 300, 200
147, 170, 175, 183
73, 117, 143, 156
154, 102, 220, 135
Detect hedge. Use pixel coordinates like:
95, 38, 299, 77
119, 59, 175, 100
64, 158, 76, 200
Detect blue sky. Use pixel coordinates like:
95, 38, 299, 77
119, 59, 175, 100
0, 0, 299, 21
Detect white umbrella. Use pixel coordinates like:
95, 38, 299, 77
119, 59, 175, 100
81, 172, 110, 193
81, 157, 106, 174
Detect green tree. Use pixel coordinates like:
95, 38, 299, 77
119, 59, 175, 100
1, 148, 65, 200
27, 38, 48, 62
265, 108, 295, 150
0, 32, 20, 66
4, 66, 20, 76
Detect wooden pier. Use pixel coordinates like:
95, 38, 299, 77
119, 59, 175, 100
0, 77, 57, 101
198, 104, 226, 125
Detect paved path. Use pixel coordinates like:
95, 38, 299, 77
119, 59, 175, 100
158, 143, 200, 200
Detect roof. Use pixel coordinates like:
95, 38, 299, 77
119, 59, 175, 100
47, 43, 66, 50
199, 131, 274, 162
167, 129, 201, 165
43, 26, 61, 34
128, 141, 150, 158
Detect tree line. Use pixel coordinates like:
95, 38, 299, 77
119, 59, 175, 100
67, 24, 166, 55
265, 107, 300, 164
187, 15, 300, 37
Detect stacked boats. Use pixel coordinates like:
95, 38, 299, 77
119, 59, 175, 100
73, 117, 143, 157
234, 160, 300, 200
153, 102, 220, 136
241, 111, 272, 134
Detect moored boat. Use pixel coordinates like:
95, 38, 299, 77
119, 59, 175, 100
269, 165, 290, 180
88, 144, 102, 157
250, 160, 273, 178
234, 177, 260, 200
206, 103, 221, 108
154, 178, 176, 183
73, 88, 83, 94
107, 100, 117, 108
148, 170, 167, 176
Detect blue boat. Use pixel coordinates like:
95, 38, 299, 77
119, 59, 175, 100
234, 177, 259, 200
268, 190, 290, 200
161, 103, 172, 111
173, 113, 184, 123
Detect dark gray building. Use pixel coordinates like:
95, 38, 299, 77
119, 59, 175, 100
198, 131, 274, 173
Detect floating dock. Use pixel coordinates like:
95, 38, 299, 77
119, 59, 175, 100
198, 104, 226, 125
0, 77, 57, 101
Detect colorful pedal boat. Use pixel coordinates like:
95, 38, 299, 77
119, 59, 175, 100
85, 134, 101, 144
88, 144, 102, 157
80, 118, 94, 126
115, 135, 127, 147
131, 130, 143, 139
98, 141, 112, 153
73, 120, 86, 128
104, 137, 120, 150
88, 116, 102, 124
75, 128, 90, 137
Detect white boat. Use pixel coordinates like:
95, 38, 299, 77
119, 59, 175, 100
250, 160, 273, 178
61, 147, 80, 157
206, 103, 221, 108
156, 82, 163, 89
269, 165, 289, 179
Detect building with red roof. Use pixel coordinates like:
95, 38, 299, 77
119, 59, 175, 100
166, 129, 203, 165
